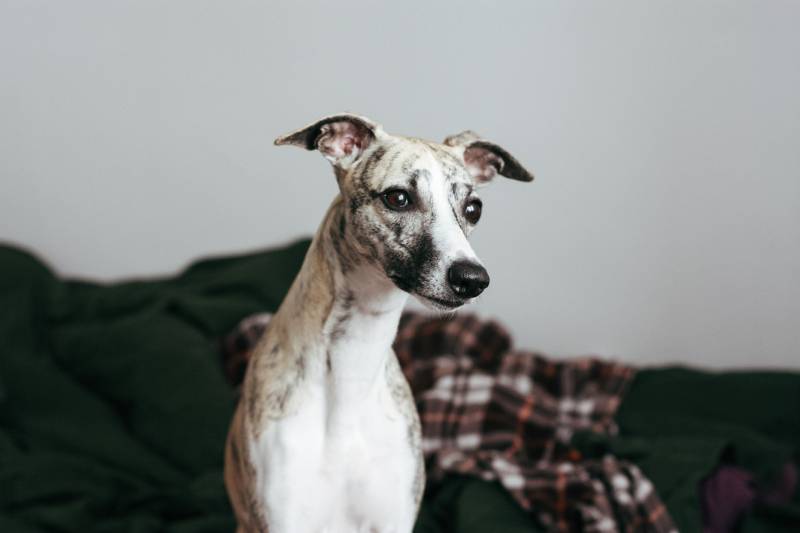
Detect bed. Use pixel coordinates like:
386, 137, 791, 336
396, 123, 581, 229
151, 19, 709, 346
1, 239, 797, 532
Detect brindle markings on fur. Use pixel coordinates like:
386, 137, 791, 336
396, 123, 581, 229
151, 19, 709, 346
245, 234, 341, 427
448, 181, 474, 232
399, 153, 420, 181
249, 338, 309, 422
377, 139, 404, 186
226, 408, 268, 532
353, 146, 449, 294
423, 140, 465, 171
348, 143, 422, 268
328, 208, 357, 274
384, 351, 425, 509
246, 340, 285, 424
351, 150, 423, 290
328, 290, 355, 343
349, 145, 388, 214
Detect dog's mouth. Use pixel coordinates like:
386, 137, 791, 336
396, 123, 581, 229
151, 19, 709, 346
415, 293, 467, 311
386, 271, 468, 310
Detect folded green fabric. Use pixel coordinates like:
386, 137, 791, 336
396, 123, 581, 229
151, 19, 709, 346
414, 475, 544, 533
574, 367, 800, 533
0, 241, 308, 532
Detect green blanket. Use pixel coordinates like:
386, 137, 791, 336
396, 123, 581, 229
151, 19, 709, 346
1, 240, 798, 532
0, 241, 307, 532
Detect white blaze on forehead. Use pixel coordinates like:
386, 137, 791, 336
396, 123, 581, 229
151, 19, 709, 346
423, 149, 480, 266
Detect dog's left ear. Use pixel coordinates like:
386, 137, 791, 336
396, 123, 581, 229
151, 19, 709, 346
444, 130, 534, 184
274, 113, 384, 169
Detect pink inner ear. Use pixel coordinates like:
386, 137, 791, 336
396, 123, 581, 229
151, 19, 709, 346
340, 134, 357, 155
317, 121, 369, 161
464, 146, 503, 182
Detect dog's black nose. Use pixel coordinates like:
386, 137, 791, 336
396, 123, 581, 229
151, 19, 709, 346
447, 261, 490, 299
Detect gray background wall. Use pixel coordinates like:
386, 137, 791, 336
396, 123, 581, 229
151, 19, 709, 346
2, 1, 798, 368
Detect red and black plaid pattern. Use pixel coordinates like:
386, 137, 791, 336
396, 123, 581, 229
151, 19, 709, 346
223, 312, 676, 533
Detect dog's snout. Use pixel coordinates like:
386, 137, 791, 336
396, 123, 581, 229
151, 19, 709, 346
447, 261, 490, 298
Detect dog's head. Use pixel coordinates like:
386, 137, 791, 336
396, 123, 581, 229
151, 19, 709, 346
275, 113, 533, 311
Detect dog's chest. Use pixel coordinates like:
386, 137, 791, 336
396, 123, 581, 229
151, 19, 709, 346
250, 363, 419, 531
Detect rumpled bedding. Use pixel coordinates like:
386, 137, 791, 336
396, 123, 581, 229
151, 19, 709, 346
1, 238, 798, 532
225, 312, 675, 532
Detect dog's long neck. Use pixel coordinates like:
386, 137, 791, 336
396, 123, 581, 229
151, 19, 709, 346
269, 195, 408, 428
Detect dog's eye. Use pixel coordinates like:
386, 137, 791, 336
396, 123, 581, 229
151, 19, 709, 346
464, 199, 482, 224
382, 189, 412, 211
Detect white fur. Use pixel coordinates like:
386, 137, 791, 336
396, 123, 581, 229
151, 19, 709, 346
233, 250, 421, 533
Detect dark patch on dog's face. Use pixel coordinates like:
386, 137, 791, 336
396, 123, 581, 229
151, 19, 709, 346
384, 230, 438, 293
336, 137, 484, 309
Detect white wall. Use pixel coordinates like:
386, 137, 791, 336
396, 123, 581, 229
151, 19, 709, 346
2, 1, 799, 368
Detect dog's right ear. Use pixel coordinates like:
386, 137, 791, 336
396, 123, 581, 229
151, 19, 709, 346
274, 113, 383, 169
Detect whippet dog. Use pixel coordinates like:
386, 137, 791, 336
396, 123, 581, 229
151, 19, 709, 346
224, 113, 533, 533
